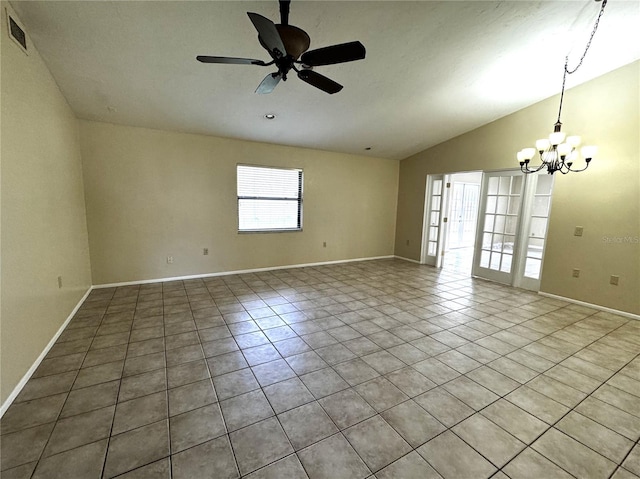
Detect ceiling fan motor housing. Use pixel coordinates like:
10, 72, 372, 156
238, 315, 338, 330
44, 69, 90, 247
258, 24, 310, 60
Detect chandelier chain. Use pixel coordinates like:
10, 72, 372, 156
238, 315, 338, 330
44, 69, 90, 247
557, 0, 608, 124
566, 0, 608, 75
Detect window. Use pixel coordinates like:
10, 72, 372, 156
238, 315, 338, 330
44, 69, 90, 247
237, 165, 303, 232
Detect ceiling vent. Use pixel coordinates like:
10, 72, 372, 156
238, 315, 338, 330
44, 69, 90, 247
6, 9, 28, 54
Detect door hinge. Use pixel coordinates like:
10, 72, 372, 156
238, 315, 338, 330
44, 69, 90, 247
443, 217, 448, 223
446, 182, 451, 188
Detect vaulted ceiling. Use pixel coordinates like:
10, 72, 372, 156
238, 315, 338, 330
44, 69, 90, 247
10, 1, 640, 159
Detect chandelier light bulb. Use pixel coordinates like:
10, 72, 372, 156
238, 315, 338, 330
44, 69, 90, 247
581, 145, 597, 160
522, 148, 536, 160
568, 149, 579, 162
549, 131, 566, 146
557, 143, 572, 157
567, 135, 581, 148
536, 138, 551, 151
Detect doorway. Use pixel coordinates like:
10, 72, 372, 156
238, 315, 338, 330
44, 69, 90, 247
442, 172, 482, 275
420, 171, 481, 272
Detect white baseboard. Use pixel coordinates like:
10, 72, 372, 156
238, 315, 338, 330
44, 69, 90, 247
93, 255, 396, 289
0, 287, 93, 418
538, 291, 640, 321
394, 255, 422, 264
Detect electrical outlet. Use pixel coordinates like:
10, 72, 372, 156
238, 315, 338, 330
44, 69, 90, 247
203, 248, 209, 255
610, 275, 619, 285
57, 276, 63, 288
574, 226, 584, 237
572, 269, 580, 278
167, 255, 174, 264
323, 242, 326, 248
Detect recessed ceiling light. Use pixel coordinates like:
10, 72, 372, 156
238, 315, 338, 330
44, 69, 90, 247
264, 114, 276, 120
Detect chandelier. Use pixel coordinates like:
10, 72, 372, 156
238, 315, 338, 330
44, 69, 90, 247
518, 0, 608, 175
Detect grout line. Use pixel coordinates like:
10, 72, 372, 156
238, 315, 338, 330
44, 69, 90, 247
99, 285, 135, 478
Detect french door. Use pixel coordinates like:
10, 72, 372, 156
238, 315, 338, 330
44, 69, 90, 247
471, 170, 553, 290
518, 174, 554, 290
421, 175, 449, 267
472, 171, 524, 284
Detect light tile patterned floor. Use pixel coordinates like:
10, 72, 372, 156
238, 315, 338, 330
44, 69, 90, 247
1, 259, 639, 479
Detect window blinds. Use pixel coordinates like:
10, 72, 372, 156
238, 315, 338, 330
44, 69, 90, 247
237, 165, 303, 231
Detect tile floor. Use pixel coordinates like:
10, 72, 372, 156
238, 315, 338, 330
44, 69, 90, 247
1, 259, 639, 479
443, 247, 474, 275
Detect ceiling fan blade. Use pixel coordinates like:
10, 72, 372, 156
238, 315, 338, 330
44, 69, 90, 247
256, 72, 282, 94
247, 12, 286, 59
300, 41, 366, 67
197, 56, 267, 66
297, 70, 343, 94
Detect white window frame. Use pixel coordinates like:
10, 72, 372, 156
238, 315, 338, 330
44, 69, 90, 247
237, 164, 303, 233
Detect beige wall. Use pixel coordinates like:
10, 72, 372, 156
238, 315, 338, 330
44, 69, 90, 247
1, 4, 92, 403
395, 62, 640, 315
79, 121, 399, 285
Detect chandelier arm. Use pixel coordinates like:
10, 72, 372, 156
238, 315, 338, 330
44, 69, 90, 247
565, 162, 591, 173
521, 160, 548, 174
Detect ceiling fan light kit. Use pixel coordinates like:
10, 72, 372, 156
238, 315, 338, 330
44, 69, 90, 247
518, 0, 607, 175
196, 0, 366, 95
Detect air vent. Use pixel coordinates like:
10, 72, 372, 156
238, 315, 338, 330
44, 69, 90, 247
6, 9, 28, 53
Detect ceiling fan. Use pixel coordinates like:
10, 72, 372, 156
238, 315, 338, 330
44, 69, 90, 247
196, 0, 366, 94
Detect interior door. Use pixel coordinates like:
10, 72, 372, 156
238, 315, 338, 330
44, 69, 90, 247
421, 175, 450, 266
472, 170, 524, 284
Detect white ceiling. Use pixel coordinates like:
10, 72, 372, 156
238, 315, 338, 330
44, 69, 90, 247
10, 1, 640, 160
